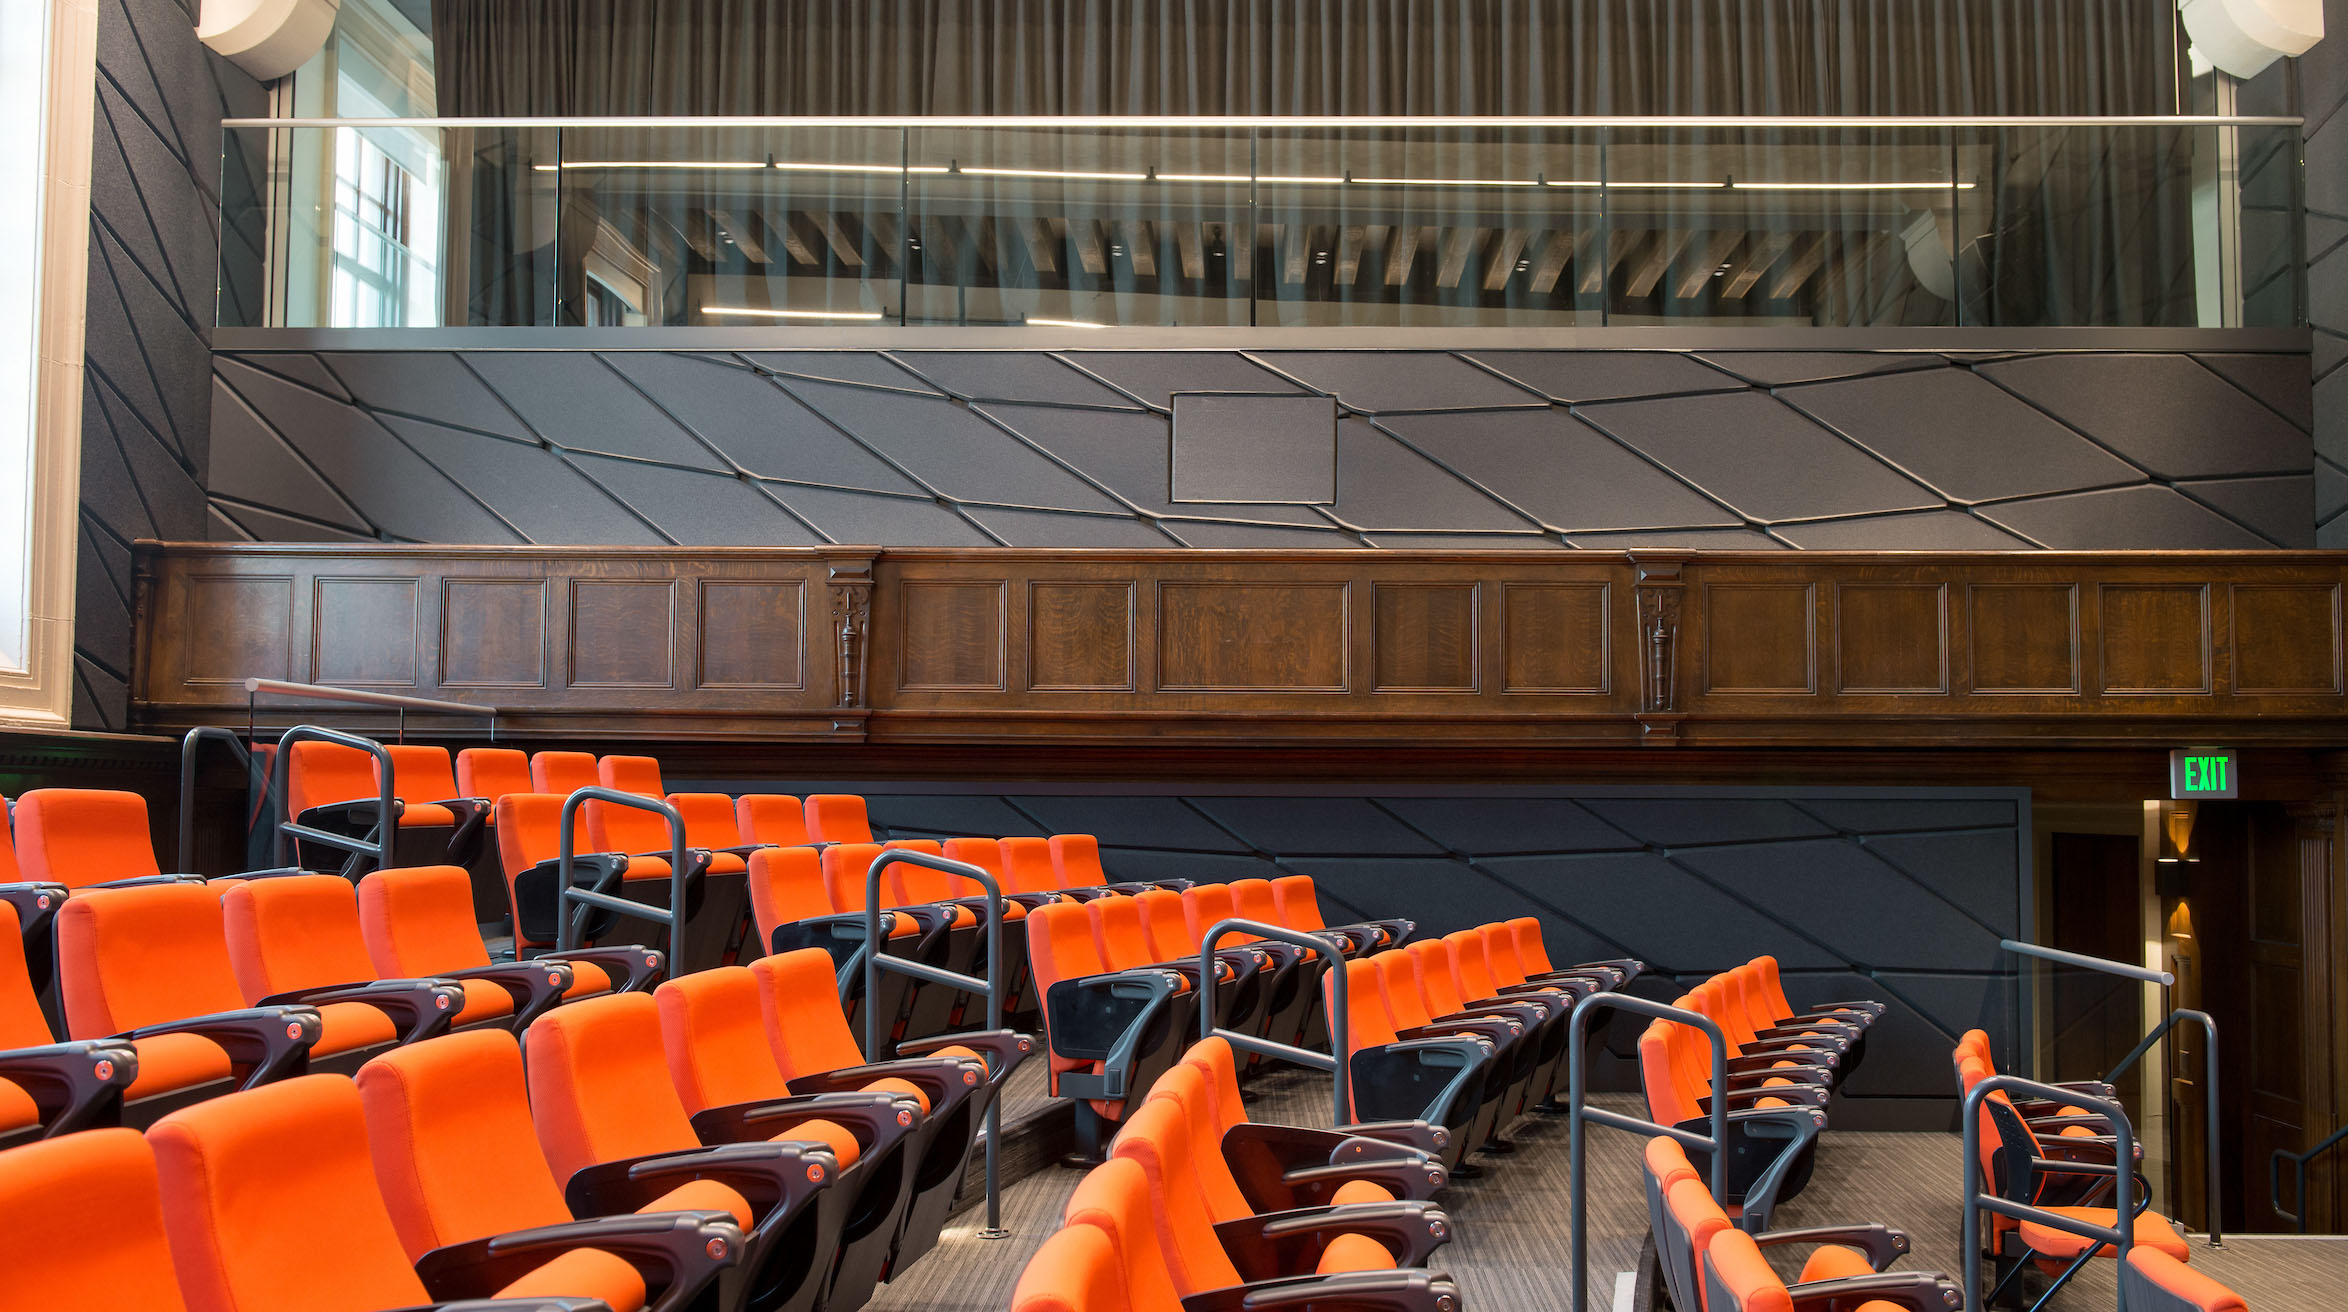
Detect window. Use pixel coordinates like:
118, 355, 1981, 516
330, 130, 419, 327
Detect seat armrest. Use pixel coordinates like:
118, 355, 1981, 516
123, 1006, 321, 1088
784, 1060, 978, 1109
415, 1211, 741, 1310
300, 798, 406, 831
1782, 1272, 1964, 1312
88, 874, 210, 891
1724, 1059, 1836, 1085
1729, 1046, 1838, 1073
435, 960, 575, 1029
1042, 970, 1185, 1063
1176, 1270, 1460, 1312
377, 1300, 614, 1312
0, 1039, 138, 1135
259, 978, 466, 1045
535, 945, 666, 994
563, 1142, 833, 1231
897, 1028, 1036, 1081
1705, 1082, 1830, 1109
1396, 1018, 1519, 1043
1332, 1120, 1452, 1159
1277, 1158, 1451, 1205
690, 1090, 921, 1158
1755, 1223, 1911, 1272
0, 883, 68, 945
1219, 1122, 1445, 1210
1214, 1200, 1452, 1283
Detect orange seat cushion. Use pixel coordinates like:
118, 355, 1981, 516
770, 1118, 859, 1169
2018, 1208, 2191, 1262
493, 1246, 647, 1311
1800, 1244, 1874, 1282
127, 1032, 234, 1099
453, 978, 517, 1024
1330, 1179, 1396, 1207
863, 1076, 930, 1115
398, 804, 457, 829
644, 1178, 753, 1230
1315, 1233, 1396, 1274
0, 1078, 38, 1133
928, 1044, 983, 1065
2125, 1249, 2244, 1312
562, 962, 612, 997
310, 1001, 401, 1058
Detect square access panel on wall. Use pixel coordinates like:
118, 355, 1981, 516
1170, 393, 1338, 504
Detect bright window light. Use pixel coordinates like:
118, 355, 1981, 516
701, 306, 888, 320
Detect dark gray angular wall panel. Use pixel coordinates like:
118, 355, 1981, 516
76, 0, 263, 727
206, 346, 2314, 555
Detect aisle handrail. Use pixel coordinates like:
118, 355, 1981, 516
1962, 1074, 2138, 1312
267, 725, 396, 873
860, 848, 1010, 1238
2272, 1119, 2348, 1233
554, 788, 689, 952
1568, 993, 1730, 1312
1195, 919, 1349, 1126
2000, 939, 2173, 986
244, 678, 498, 742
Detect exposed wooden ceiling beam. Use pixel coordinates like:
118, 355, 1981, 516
1071, 219, 1107, 276
809, 210, 863, 267
1528, 225, 1588, 295
916, 213, 958, 273
1582, 229, 1639, 296
1176, 222, 1206, 280
1721, 229, 1794, 299
1119, 220, 1157, 277
1019, 217, 1059, 275
1672, 228, 1745, 299
1334, 225, 1366, 285
1481, 227, 1531, 292
709, 210, 772, 264
680, 211, 721, 262
1384, 224, 1427, 285
865, 211, 902, 269
1625, 228, 1695, 298
1280, 223, 1312, 285
1435, 226, 1490, 289
1766, 231, 1830, 300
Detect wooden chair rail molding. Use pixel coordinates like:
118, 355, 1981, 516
131, 543, 2348, 749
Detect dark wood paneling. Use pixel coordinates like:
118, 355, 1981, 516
1971, 583, 2079, 694
1836, 583, 1947, 694
901, 581, 1006, 690
1374, 584, 1478, 692
1499, 583, 1610, 694
313, 578, 417, 687
2234, 584, 2342, 694
2101, 583, 2212, 694
1704, 583, 1815, 694
441, 579, 546, 688
1029, 582, 1135, 691
131, 545, 2348, 751
699, 580, 805, 690
568, 580, 677, 688
1160, 581, 1348, 691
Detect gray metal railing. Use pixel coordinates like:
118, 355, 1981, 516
1195, 919, 1349, 1127
267, 725, 396, 873
1568, 992, 1731, 1312
554, 788, 690, 953
2272, 1120, 2348, 1233
859, 848, 1009, 1238
2002, 940, 2220, 1247
177, 727, 271, 873
1962, 1074, 2139, 1312
244, 678, 498, 742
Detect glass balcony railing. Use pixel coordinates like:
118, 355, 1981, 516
217, 117, 2305, 332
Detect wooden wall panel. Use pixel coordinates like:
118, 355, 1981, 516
131, 545, 2348, 749
1160, 582, 1348, 691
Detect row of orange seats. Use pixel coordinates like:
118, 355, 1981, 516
1013, 1037, 1463, 1312
0, 947, 1028, 1312
1332, 925, 1638, 1176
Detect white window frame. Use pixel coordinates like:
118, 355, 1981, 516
0, 0, 98, 728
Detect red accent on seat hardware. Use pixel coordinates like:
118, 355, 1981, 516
806, 1164, 824, 1182
285, 1023, 303, 1039
435, 995, 450, 1010
93, 1060, 114, 1080
963, 1070, 978, 1085
706, 1237, 728, 1260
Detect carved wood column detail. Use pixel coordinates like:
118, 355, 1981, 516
1631, 555, 1688, 743
827, 560, 875, 709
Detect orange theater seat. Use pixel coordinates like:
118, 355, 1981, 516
667, 793, 747, 853
0, 1129, 195, 1309
1327, 957, 1495, 1170
291, 740, 458, 837
150, 1073, 684, 1312
1145, 1058, 1448, 1222
531, 751, 601, 796
373, 745, 498, 918
734, 794, 810, 847
1702, 1223, 1960, 1312
1027, 900, 1192, 1161
10, 788, 171, 888
803, 794, 873, 844
2124, 1247, 2248, 1312
525, 991, 902, 1312
1270, 875, 1412, 953
999, 837, 1067, 900
357, 864, 662, 1010
598, 755, 665, 798
1638, 998, 1826, 1232
0, 898, 140, 1145
495, 792, 689, 954
454, 746, 533, 805
1176, 1037, 1450, 1209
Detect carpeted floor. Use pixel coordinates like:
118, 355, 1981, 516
873, 1067, 2348, 1311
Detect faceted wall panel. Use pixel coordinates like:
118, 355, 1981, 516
802, 785, 2026, 1123
207, 347, 2315, 558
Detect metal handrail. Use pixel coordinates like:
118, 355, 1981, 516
225, 114, 2305, 128
859, 848, 1009, 1238
2271, 1119, 2348, 1233
1963, 1074, 2138, 1312
267, 725, 396, 873
555, 788, 689, 952
2001, 939, 2174, 986
2107, 1009, 2222, 1246
177, 727, 270, 873
1195, 919, 1348, 1127
1569, 993, 1731, 1312
244, 678, 497, 742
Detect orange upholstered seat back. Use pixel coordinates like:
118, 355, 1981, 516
357, 865, 496, 976
1177, 1037, 1250, 1137
378, 745, 461, 805
1182, 884, 1242, 944
585, 790, 674, 857
669, 793, 745, 850
803, 794, 873, 844
1048, 835, 1108, 889
530, 751, 599, 796
287, 742, 383, 819
598, 755, 664, 798
355, 1029, 573, 1258
734, 794, 810, 847
454, 747, 531, 802
1059, 1155, 1191, 1307
12, 788, 163, 887
220, 873, 381, 1003
58, 881, 247, 1038
1091, 895, 1159, 971
0, 795, 20, 881
820, 843, 890, 915
494, 792, 567, 875
1026, 902, 1109, 993
1510, 917, 1556, 974
1703, 1226, 1801, 1312
1407, 940, 1468, 1016
748, 846, 836, 947
1009, 1221, 1125, 1312
2123, 1248, 2247, 1312
1270, 876, 1325, 931
523, 992, 701, 1183
1107, 1096, 1245, 1294
0, 902, 53, 1049
1335, 958, 1400, 1052
750, 951, 868, 1077
1136, 890, 1194, 962
0, 1129, 191, 1310
654, 966, 793, 1113
998, 837, 1061, 896
149, 1075, 434, 1312
1229, 880, 1285, 933
1442, 930, 1503, 1000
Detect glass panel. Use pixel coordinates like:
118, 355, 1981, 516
1600, 125, 1959, 326
1251, 127, 1601, 327
552, 125, 903, 327
0, 0, 45, 671
2239, 123, 2305, 329
1958, 124, 2201, 327
904, 126, 1254, 328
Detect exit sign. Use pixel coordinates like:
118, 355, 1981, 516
2170, 747, 2239, 799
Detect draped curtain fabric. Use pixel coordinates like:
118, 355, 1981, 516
430, 0, 2184, 118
